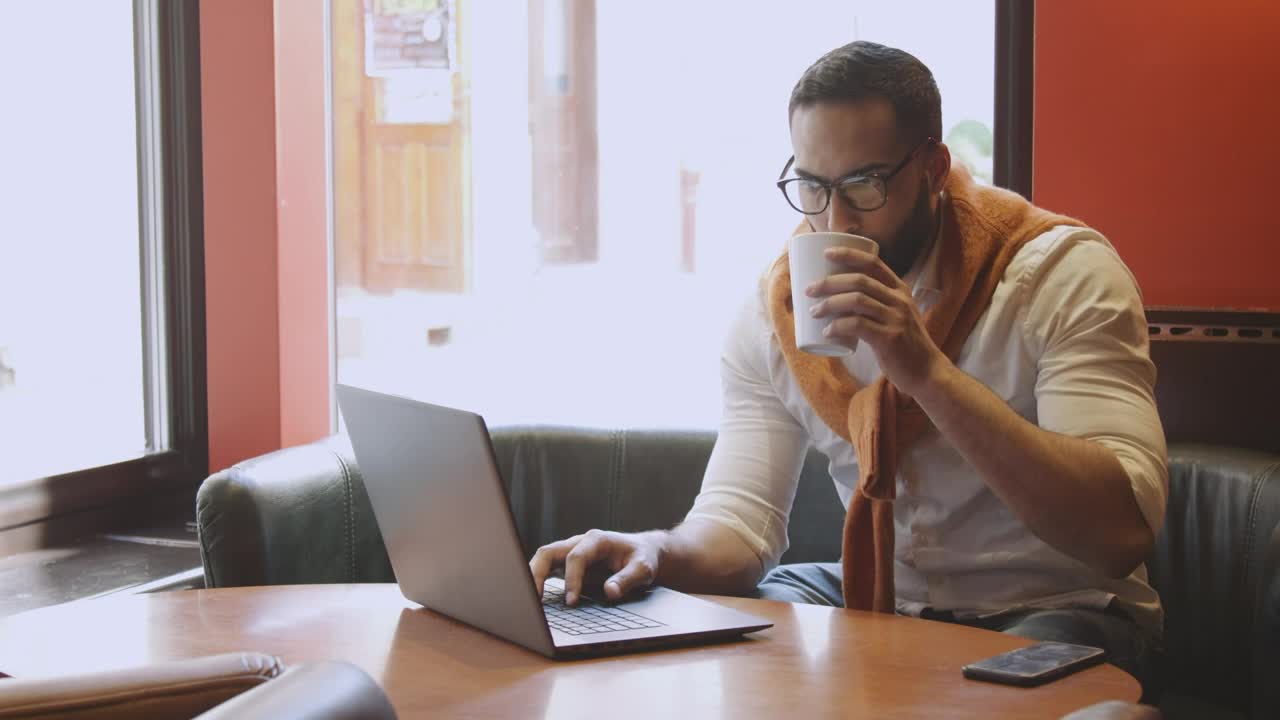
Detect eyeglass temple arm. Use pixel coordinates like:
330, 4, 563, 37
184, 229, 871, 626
778, 155, 795, 181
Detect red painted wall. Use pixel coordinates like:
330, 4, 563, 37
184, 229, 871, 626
201, 0, 282, 472
201, 1, 330, 473
274, 0, 333, 448
1034, 0, 1280, 310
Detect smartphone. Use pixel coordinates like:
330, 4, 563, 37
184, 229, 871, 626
961, 641, 1106, 687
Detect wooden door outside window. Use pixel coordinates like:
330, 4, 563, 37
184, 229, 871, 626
333, 0, 470, 294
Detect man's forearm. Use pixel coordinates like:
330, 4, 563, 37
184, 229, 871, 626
648, 518, 765, 596
912, 361, 1154, 578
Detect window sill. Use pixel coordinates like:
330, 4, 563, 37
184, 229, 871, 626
0, 520, 202, 617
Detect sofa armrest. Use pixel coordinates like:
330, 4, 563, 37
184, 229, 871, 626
0, 652, 281, 719
1255, 521, 1280, 718
196, 436, 394, 588
1150, 443, 1280, 717
193, 661, 395, 720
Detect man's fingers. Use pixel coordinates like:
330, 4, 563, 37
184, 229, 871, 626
825, 313, 891, 347
562, 531, 611, 605
806, 271, 897, 307
604, 557, 657, 601
811, 290, 892, 324
822, 247, 905, 291
528, 534, 583, 596
530, 531, 655, 605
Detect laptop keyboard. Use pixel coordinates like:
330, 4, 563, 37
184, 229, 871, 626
542, 586, 666, 636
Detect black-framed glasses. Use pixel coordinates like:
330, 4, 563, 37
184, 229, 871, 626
776, 137, 935, 215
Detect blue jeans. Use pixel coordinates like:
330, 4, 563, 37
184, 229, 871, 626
755, 562, 1163, 703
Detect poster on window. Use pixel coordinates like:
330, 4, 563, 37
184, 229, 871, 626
363, 0, 455, 76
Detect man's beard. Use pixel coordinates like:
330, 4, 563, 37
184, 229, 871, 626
878, 178, 936, 279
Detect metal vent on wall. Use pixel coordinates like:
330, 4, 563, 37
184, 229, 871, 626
1148, 323, 1280, 344
1144, 309, 1280, 454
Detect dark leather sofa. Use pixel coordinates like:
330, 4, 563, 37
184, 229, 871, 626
196, 429, 1280, 720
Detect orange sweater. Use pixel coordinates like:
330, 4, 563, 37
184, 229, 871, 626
765, 166, 1084, 612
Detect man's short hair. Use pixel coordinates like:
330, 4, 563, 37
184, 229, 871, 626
789, 41, 942, 146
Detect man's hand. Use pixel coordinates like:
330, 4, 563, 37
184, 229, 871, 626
806, 246, 947, 397
529, 529, 664, 605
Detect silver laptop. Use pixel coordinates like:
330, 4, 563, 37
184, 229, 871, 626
336, 384, 772, 659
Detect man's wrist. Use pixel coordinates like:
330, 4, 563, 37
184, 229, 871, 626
641, 528, 674, 582
906, 351, 958, 405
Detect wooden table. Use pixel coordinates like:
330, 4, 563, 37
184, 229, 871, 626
0, 584, 1138, 718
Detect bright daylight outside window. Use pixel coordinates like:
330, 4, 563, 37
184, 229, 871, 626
332, 0, 994, 429
0, 3, 149, 482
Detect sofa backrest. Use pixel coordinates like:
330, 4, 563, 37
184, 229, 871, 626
490, 427, 843, 566
197, 426, 839, 589
1144, 444, 1280, 717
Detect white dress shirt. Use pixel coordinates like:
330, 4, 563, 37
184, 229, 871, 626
685, 223, 1168, 635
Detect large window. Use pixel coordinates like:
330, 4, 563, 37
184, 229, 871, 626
0, 3, 146, 482
332, 1, 995, 429
0, 1, 205, 539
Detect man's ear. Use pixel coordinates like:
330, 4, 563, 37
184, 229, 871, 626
927, 142, 953, 193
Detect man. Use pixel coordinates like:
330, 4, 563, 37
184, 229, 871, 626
529, 41, 1166, 697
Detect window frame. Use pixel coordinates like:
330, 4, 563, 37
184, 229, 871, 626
0, 0, 207, 552
994, 0, 1035, 199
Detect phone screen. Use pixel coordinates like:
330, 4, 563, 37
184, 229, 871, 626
962, 641, 1106, 686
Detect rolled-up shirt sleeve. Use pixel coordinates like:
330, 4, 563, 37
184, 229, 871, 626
1019, 230, 1169, 537
684, 286, 811, 573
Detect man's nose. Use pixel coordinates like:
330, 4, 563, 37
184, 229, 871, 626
824, 193, 862, 235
